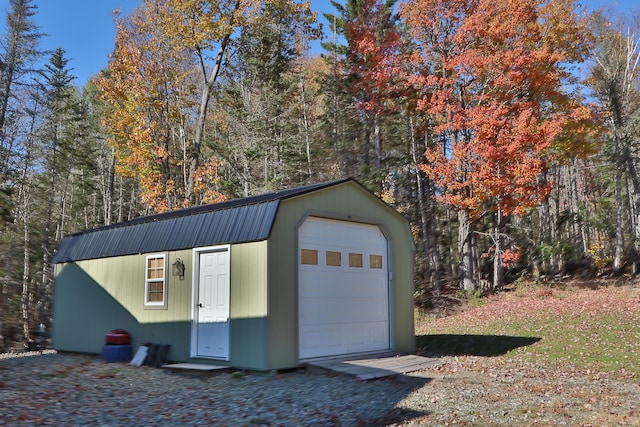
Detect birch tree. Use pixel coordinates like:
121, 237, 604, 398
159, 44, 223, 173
589, 13, 640, 273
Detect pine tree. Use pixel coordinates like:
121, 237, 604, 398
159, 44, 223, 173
213, 0, 319, 196
31, 48, 86, 340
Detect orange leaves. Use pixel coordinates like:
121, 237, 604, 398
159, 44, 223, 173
401, 0, 594, 217
193, 157, 226, 204
342, 0, 404, 114
94, 0, 241, 212
500, 248, 521, 267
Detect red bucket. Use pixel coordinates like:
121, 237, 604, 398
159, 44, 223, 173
105, 329, 131, 345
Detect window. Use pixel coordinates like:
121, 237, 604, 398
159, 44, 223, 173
349, 253, 363, 268
301, 249, 318, 265
370, 254, 383, 269
326, 251, 341, 267
145, 254, 167, 308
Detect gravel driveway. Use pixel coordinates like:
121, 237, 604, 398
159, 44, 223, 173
2, 350, 639, 426
0, 351, 428, 426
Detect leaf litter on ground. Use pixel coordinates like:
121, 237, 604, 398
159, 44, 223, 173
416, 283, 640, 375
1, 283, 639, 426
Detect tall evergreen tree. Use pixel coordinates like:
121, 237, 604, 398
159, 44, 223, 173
32, 48, 88, 336
0, 0, 42, 223
214, 0, 319, 196
319, 0, 366, 182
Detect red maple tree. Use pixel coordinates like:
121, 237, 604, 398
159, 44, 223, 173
400, 0, 597, 290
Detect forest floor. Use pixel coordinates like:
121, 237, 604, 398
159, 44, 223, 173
395, 279, 640, 426
0, 280, 639, 426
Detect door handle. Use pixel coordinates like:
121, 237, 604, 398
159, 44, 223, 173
197, 303, 204, 308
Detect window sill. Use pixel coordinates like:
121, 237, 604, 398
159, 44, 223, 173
143, 304, 168, 310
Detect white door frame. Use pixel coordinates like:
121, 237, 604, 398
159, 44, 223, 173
190, 245, 231, 360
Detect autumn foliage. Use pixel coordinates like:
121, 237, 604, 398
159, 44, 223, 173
94, 2, 223, 212
342, 0, 403, 115
400, 0, 595, 217
93, 0, 277, 212
94, 0, 320, 212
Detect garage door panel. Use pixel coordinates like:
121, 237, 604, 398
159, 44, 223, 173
300, 298, 387, 323
345, 323, 389, 353
299, 328, 343, 355
300, 324, 389, 359
299, 286, 365, 300
300, 270, 388, 296
369, 325, 388, 345
299, 217, 390, 360
299, 279, 388, 295
300, 283, 382, 299
346, 323, 388, 346
300, 285, 375, 300
299, 299, 345, 322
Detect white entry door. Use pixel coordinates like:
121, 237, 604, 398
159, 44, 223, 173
193, 248, 230, 360
298, 217, 390, 360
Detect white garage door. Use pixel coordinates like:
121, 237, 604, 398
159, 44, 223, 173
298, 216, 390, 360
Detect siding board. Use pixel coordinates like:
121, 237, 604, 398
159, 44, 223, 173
229, 241, 268, 369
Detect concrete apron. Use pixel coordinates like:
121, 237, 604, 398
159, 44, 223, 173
306, 353, 442, 380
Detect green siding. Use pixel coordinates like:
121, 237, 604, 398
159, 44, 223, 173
228, 241, 268, 369
230, 242, 268, 318
52, 250, 193, 361
67, 249, 194, 323
266, 181, 416, 369
53, 243, 271, 367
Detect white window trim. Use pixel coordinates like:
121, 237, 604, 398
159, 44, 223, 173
144, 253, 167, 309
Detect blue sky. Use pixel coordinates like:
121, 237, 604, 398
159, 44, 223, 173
0, 0, 636, 87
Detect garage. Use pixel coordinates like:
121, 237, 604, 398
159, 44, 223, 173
298, 216, 390, 360
53, 178, 415, 370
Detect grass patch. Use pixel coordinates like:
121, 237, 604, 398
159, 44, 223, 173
416, 284, 640, 373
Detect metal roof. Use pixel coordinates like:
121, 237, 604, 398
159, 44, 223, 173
52, 178, 353, 263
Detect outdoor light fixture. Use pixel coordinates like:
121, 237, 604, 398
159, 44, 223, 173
172, 258, 185, 279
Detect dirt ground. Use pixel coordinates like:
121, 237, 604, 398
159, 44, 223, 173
2, 350, 637, 426
382, 354, 640, 426
2, 284, 639, 426
389, 283, 640, 426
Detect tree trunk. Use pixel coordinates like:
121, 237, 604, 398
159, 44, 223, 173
447, 206, 457, 278
40, 119, 59, 331
551, 168, 562, 272
538, 194, 551, 274
626, 176, 638, 274
373, 113, 381, 184
299, 75, 312, 179
105, 148, 116, 225
410, 116, 441, 297
569, 161, 588, 258
362, 117, 371, 179
21, 208, 30, 346
623, 148, 640, 273
458, 208, 476, 293
20, 173, 34, 347
492, 207, 505, 291
117, 175, 124, 223
614, 164, 624, 273
186, 0, 240, 204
